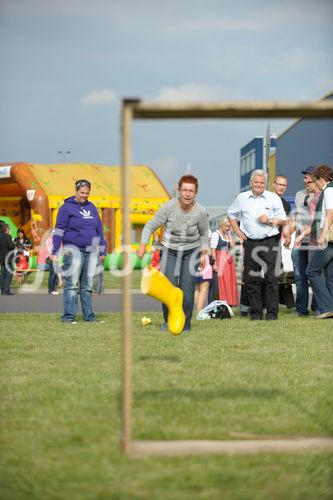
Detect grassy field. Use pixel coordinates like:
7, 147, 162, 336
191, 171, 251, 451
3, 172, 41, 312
0, 311, 332, 499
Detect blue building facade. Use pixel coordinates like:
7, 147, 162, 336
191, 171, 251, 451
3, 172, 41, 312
276, 91, 333, 198
240, 91, 333, 201
240, 136, 276, 192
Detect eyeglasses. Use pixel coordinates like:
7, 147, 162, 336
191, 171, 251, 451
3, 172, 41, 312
180, 188, 196, 194
274, 182, 287, 187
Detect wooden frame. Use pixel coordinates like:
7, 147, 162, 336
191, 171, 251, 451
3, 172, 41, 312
121, 98, 333, 456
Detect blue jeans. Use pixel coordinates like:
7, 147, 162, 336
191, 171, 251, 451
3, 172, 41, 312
291, 245, 316, 314
160, 247, 199, 330
306, 243, 333, 314
62, 249, 98, 322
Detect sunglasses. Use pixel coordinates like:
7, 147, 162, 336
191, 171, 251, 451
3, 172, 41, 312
75, 179, 91, 189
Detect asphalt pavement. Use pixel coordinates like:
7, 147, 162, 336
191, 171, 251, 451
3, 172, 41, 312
0, 289, 161, 314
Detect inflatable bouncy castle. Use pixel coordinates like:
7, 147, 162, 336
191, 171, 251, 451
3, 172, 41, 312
0, 162, 170, 268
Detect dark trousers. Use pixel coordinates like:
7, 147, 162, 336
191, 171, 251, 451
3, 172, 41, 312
46, 257, 58, 293
160, 247, 199, 330
208, 271, 219, 303
0, 262, 13, 294
243, 235, 281, 319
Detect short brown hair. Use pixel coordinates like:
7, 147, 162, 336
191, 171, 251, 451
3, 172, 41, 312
313, 164, 333, 182
75, 179, 91, 190
178, 174, 199, 193
274, 174, 287, 183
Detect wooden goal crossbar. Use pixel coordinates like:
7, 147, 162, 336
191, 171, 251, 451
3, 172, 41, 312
121, 98, 333, 456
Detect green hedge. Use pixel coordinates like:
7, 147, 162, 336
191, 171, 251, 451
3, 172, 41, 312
29, 252, 151, 270
104, 252, 151, 270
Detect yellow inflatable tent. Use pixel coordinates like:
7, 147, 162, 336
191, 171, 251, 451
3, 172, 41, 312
0, 162, 170, 253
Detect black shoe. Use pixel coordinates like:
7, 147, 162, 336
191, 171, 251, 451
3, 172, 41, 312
293, 310, 309, 317
250, 315, 263, 320
5, 292, 15, 295
265, 315, 277, 321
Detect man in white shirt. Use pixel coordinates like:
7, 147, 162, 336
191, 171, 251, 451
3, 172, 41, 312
228, 169, 286, 320
306, 164, 333, 319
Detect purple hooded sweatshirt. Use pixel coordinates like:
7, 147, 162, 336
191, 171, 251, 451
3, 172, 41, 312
52, 196, 107, 255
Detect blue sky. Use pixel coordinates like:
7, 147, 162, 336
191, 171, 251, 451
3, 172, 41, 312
1, 0, 332, 206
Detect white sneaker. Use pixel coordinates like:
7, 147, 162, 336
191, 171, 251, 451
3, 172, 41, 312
315, 310, 333, 319
51, 291, 59, 295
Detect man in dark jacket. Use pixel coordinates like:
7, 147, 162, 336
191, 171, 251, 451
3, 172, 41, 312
0, 222, 16, 295
273, 175, 295, 309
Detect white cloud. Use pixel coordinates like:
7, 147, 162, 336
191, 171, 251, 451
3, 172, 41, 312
81, 89, 117, 107
155, 84, 225, 102
153, 155, 178, 174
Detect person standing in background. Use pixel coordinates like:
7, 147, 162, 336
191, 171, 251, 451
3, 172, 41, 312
44, 233, 59, 295
0, 222, 15, 295
194, 253, 213, 312
273, 176, 291, 213
210, 216, 238, 307
294, 173, 321, 248
306, 164, 333, 319
289, 167, 317, 316
228, 170, 286, 320
14, 228, 32, 286
51, 179, 107, 323
272, 175, 294, 309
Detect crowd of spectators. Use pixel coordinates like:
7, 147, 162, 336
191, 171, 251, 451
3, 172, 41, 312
1, 165, 333, 326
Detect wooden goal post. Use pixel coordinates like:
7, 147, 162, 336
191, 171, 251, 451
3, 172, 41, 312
121, 98, 333, 456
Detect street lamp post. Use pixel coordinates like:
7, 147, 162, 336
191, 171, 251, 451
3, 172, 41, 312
58, 150, 71, 163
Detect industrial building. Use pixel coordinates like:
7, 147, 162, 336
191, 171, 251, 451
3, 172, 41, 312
239, 90, 333, 199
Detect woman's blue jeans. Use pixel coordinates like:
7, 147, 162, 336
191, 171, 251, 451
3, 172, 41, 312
291, 245, 317, 314
159, 246, 199, 330
306, 243, 333, 314
62, 248, 98, 322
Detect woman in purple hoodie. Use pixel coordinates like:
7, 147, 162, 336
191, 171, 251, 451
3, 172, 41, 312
51, 179, 107, 323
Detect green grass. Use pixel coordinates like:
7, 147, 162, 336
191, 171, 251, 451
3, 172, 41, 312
0, 311, 332, 499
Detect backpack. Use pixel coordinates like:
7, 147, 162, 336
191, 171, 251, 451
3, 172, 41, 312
197, 300, 233, 320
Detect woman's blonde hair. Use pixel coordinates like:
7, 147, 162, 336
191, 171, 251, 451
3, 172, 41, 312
219, 215, 230, 226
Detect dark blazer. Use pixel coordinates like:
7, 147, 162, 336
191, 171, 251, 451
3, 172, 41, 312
0, 233, 16, 264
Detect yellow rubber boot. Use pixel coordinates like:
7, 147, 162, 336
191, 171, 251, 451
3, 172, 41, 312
141, 266, 185, 335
